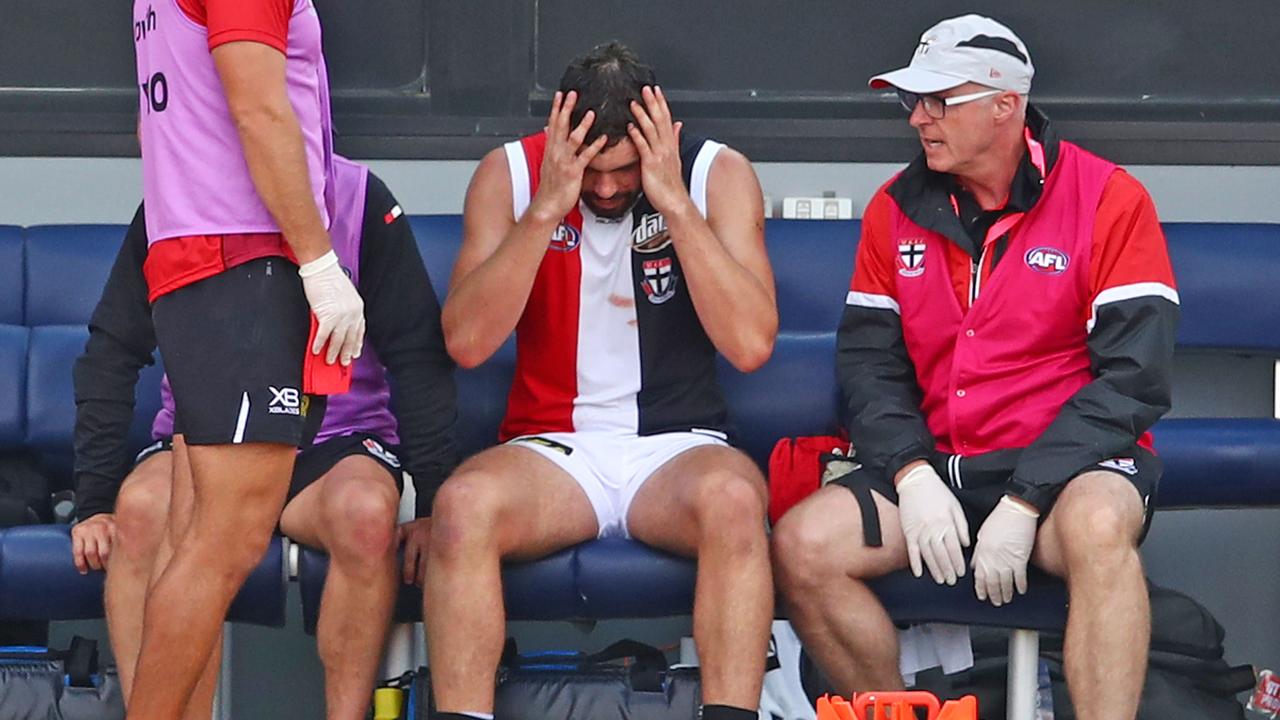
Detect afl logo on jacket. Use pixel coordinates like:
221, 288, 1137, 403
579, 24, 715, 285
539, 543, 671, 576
1025, 246, 1069, 275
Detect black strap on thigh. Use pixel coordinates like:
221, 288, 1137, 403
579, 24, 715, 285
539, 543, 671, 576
853, 481, 883, 548
832, 471, 883, 548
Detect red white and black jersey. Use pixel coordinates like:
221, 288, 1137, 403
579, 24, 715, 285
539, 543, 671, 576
498, 131, 732, 442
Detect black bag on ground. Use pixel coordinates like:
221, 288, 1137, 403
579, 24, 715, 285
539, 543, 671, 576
893, 582, 1254, 720
0, 636, 125, 720
409, 639, 701, 719
1039, 583, 1255, 720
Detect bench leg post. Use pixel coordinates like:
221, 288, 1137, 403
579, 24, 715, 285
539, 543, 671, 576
1006, 628, 1039, 720
383, 623, 415, 679
212, 627, 232, 720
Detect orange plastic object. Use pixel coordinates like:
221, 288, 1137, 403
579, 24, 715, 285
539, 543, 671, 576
936, 696, 978, 720
816, 692, 978, 720
816, 694, 858, 720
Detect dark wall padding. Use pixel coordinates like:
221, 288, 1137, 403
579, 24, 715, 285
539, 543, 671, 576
5, 2, 1278, 162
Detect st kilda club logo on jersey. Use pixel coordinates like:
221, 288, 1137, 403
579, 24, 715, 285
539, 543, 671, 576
631, 212, 673, 253
1025, 246, 1070, 275
897, 239, 927, 278
642, 257, 679, 305
549, 223, 581, 252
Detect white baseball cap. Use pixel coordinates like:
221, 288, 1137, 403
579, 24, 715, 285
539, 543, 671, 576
869, 14, 1034, 95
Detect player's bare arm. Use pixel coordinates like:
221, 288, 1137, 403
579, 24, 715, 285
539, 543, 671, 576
212, 41, 331, 264
216, 41, 367, 366
443, 90, 606, 368
628, 85, 776, 372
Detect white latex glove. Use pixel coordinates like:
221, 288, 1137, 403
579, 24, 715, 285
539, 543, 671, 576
896, 462, 970, 585
299, 250, 365, 366
971, 495, 1040, 607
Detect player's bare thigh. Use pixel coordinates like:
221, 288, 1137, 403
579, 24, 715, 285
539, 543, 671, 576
772, 483, 910, 582
625, 444, 766, 555
432, 444, 598, 561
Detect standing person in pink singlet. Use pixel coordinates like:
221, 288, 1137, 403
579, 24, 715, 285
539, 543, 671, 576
771, 16, 1180, 720
71, 158, 455, 719
129, 1, 363, 718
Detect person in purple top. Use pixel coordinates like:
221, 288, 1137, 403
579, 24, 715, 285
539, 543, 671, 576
71, 158, 455, 719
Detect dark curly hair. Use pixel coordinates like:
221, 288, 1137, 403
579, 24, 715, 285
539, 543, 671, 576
557, 42, 657, 147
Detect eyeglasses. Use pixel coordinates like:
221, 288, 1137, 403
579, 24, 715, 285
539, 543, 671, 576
897, 88, 1002, 119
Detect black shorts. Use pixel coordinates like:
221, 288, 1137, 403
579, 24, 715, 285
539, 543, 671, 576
287, 432, 404, 502
152, 257, 323, 447
136, 432, 402, 504
831, 445, 1161, 545
132, 438, 173, 468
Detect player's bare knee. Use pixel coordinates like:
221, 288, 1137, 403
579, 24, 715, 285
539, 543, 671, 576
114, 476, 169, 557
689, 472, 768, 561
771, 510, 844, 595
1053, 481, 1141, 570
691, 470, 766, 529
325, 480, 399, 565
428, 473, 504, 561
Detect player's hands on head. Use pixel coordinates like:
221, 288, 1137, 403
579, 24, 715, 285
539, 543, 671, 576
300, 249, 366, 366
528, 90, 608, 224
71, 513, 116, 574
628, 86, 689, 216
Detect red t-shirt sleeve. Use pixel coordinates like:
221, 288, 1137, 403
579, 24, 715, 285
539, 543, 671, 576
179, 0, 293, 54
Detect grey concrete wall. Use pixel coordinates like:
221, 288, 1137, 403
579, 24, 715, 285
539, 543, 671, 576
5, 158, 1280, 224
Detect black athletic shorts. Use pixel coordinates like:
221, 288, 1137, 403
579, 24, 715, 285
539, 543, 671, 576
287, 432, 404, 502
831, 445, 1161, 546
135, 432, 402, 504
132, 438, 173, 468
152, 257, 322, 447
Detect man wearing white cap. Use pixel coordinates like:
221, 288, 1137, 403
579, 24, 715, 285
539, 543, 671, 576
772, 15, 1179, 718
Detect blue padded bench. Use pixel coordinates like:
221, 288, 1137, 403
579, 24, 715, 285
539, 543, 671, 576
0, 525, 289, 626
0, 326, 26, 455
1152, 224, 1280, 508
0, 225, 23, 326
23, 225, 166, 478
3, 218, 1279, 711
0, 226, 25, 453
0, 223, 287, 626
